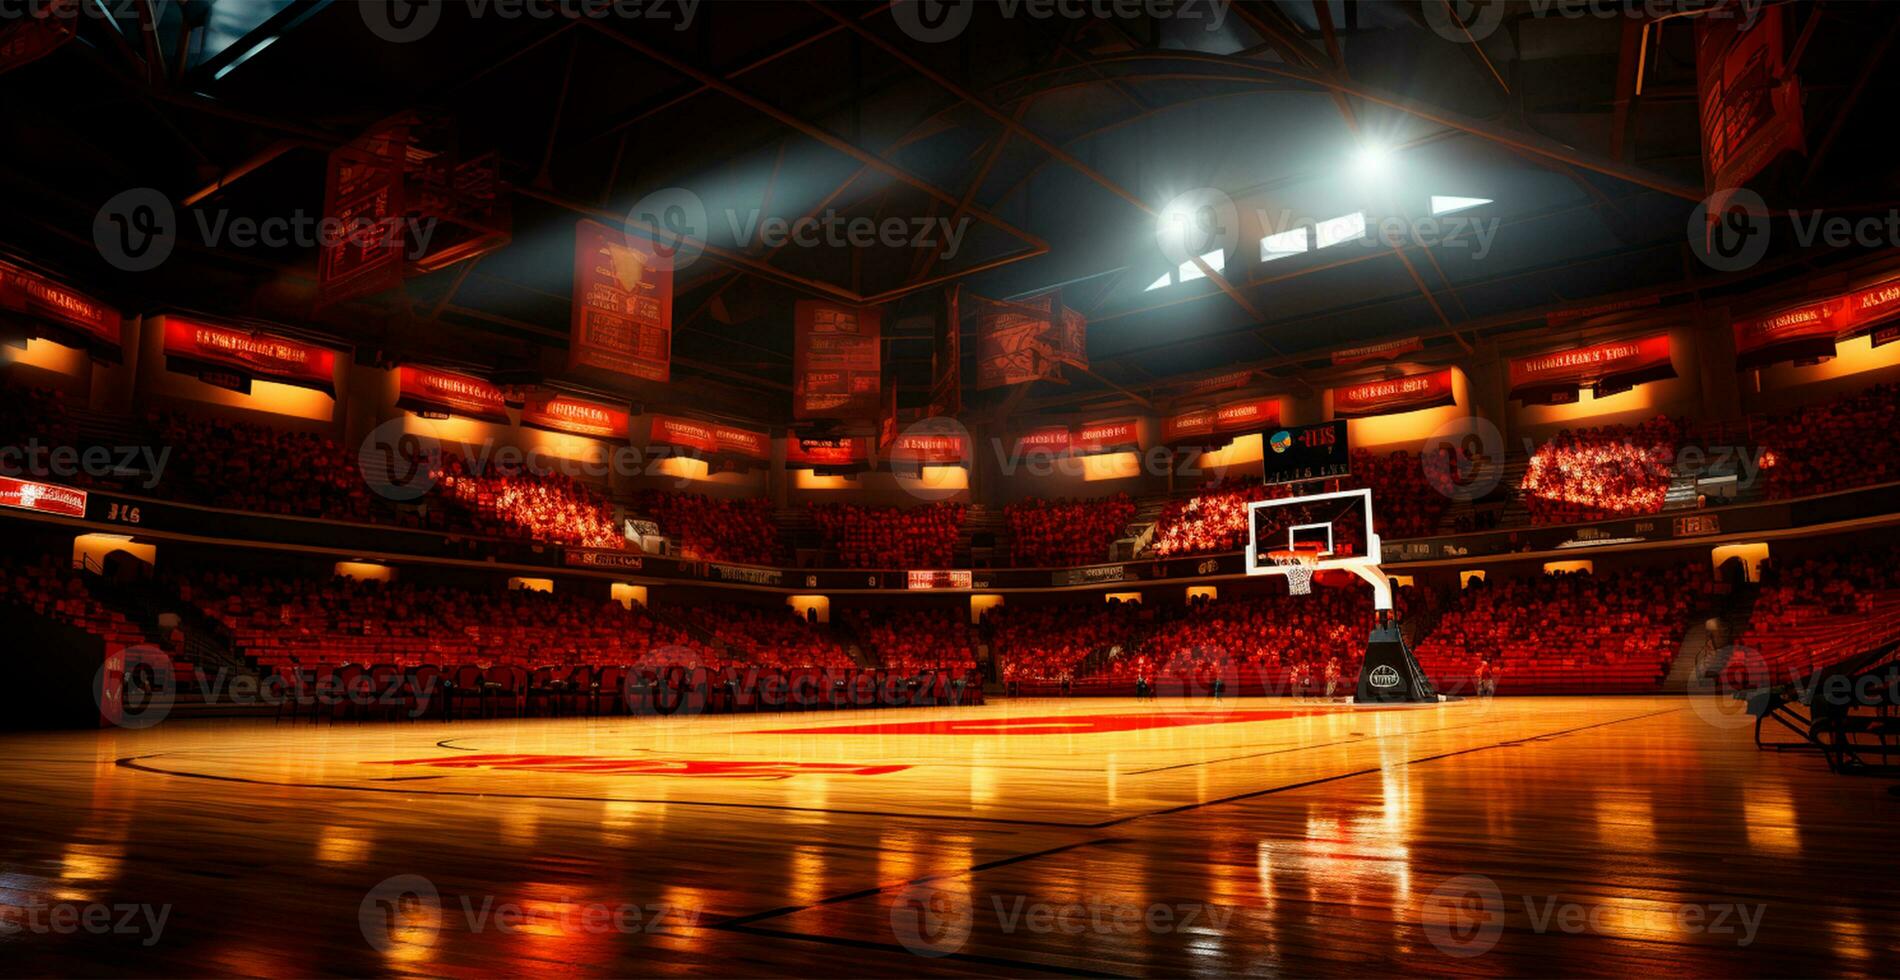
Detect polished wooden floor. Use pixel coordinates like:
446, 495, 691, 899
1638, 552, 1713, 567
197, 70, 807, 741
0, 695, 1895, 977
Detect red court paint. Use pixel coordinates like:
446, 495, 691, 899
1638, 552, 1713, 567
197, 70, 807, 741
369, 754, 911, 779
746, 708, 1332, 736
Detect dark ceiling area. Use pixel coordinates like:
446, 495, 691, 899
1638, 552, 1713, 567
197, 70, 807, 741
2, 0, 1897, 423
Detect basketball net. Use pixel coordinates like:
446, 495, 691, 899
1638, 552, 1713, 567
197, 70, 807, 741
1268, 548, 1321, 595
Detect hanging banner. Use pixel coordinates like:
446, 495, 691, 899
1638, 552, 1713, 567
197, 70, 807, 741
1162, 407, 1220, 445
1697, 4, 1803, 195
930, 286, 962, 417
974, 292, 1056, 389
1508, 333, 1675, 403
647, 415, 720, 455
0, 1, 76, 76
888, 432, 969, 467
521, 391, 629, 440
1072, 418, 1140, 456
1014, 425, 1073, 458
793, 301, 882, 419
1331, 335, 1422, 366
0, 258, 120, 357
712, 422, 770, 463
1733, 299, 1844, 369
786, 435, 871, 469
160, 317, 337, 395
1213, 396, 1281, 433
0, 476, 86, 518
396, 366, 510, 423
1332, 369, 1457, 419
316, 118, 408, 308
1050, 305, 1088, 370
1178, 370, 1253, 396
1840, 278, 1900, 336
570, 218, 673, 383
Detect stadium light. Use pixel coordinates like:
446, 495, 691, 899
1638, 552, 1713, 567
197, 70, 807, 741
1350, 142, 1394, 182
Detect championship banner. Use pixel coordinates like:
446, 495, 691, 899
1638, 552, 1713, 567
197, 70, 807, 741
1331, 369, 1456, 419
160, 317, 337, 395
0, 1, 77, 76
974, 292, 1056, 389
712, 423, 770, 463
316, 118, 408, 308
1697, 4, 1803, 194
570, 218, 673, 383
647, 415, 719, 455
1161, 407, 1219, 445
1213, 396, 1281, 433
520, 391, 629, 440
1014, 425, 1073, 458
1072, 418, 1140, 456
785, 435, 871, 469
1508, 333, 1675, 403
1331, 336, 1422, 366
888, 432, 969, 467
0, 258, 120, 357
793, 301, 882, 419
1732, 299, 1844, 369
0, 476, 86, 518
396, 366, 510, 423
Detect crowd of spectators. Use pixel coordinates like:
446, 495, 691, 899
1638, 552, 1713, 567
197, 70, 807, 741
1752, 383, 1900, 500
1519, 416, 1685, 525
675, 601, 855, 670
1413, 562, 1710, 692
988, 598, 1149, 684
1724, 546, 1900, 686
0, 554, 160, 654
635, 490, 781, 564
810, 501, 965, 569
1004, 494, 1135, 567
152, 410, 380, 523
435, 456, 623, 549
844, 607, 977, 675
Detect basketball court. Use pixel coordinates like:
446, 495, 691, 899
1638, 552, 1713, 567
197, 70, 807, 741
2, 695, 1891, 976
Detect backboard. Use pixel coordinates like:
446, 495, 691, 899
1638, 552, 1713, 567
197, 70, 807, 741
1244, 487, 1391, 609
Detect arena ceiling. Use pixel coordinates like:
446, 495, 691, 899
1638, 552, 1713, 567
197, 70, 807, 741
2, 0, 1897, 421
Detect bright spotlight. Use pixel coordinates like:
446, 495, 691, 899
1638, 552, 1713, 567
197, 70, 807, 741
1351, 143, 1393, 181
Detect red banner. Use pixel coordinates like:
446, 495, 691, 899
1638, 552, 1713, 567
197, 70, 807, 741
1014, 425, 1073, 457
317, 119, 408, 308
1332, 369, 1456, 419
1178, 370, 1253, 395
793, 301, 882, 419
1733, 299, 1844, 369
1072, 418, 1140, 456
0, 476, 86, 518
1051, 306, 1088, 370
396, 366, 509, 423
569, 219, 673, 383
888, 432, 969, 467
975, 293, 1056, 390
647, 415, 719, 455
520, 391, 629, 440
0, 1, 76, 76
1213, 396, 1280, 433
1697, 4, 1803, 194
1842, 278, 1900, 335
1331, 336, 1422, 366
714, 423, 769, 462
160, 317, 336, 395
1162, 408, 1219, 445
1508, 333, 1675, 402
0, 258, 120, 355
786, 435, 871, 469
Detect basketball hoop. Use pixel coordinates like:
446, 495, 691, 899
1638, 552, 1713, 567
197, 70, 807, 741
1267, 543, 1325, 595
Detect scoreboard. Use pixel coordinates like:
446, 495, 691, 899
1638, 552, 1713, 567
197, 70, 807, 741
1260, 420, 1349, 485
